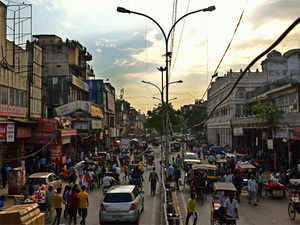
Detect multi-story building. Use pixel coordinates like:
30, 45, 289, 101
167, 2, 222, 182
0, 2, 43, 167
207, 68, 267, 148
32, 34, 95, 117
115, 99, 131, 137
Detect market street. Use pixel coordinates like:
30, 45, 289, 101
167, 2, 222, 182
86, 145, 161, 225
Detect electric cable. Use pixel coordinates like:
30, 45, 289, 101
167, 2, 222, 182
188, 17, 300, 130
200, 3, 246, 101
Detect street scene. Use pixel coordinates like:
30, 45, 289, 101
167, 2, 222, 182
0, 0, 300, 225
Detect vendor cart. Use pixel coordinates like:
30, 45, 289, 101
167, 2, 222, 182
264, 178, 286, 198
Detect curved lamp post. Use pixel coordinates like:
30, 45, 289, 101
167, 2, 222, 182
118, 5, 215, 163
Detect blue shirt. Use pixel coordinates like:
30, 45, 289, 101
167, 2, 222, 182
248, 179, 256, 192
168, 166, 174, 177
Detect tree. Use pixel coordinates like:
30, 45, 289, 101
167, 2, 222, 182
143, 104, 184, 135
183, 106, 207, 135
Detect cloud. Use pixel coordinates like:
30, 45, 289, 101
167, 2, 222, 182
247, 0, 300, 29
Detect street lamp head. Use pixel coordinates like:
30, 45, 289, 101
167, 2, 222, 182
117, 7, 131, 14
141, 80, 146, 83
177, 80, 183, 83
203, 5, 216, 12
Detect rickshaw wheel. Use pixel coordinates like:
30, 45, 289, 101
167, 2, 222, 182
288, 202, 296, 220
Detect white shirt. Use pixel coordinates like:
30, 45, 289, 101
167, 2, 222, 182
103, 176, 111, 187
224, 174, 232, 183
115, 167, 121, 175
224, 198, 238, 218
248, 179, 256, 192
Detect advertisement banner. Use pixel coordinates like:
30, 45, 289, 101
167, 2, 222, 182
90, 105, 103, 118
0, 124, 6, 141
16, 127, 32, 139
72, 75, 89, 92
0, 104, 27, 118
56, 101, 90, 116
61, 129, 77, 137
36, 118, 57, 133
91, 120, 102, 129
73, 121, 89, 130
6, 123, 15, 142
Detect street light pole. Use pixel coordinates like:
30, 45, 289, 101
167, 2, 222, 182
119, 5, 216, 164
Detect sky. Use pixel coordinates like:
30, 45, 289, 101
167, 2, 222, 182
4, 0, 300, 113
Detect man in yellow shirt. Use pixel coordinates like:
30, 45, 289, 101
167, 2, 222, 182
52, 187, 65, 225
185, 193, 197, 225
78, 185, 89, 225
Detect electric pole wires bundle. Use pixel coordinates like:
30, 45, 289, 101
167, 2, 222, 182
188, 17, 300, 130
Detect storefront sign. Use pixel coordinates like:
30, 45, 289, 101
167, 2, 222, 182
0, 104, 27, 118
267, 139, 273, 150
72, 75, 89, 92
90, 105, 103, 118
275, 128, 288, 138
0, 124, 6, 140
91, 120, 102, 129
292, 128, 300, 140
16, 127, 32, 138
73, 121, 89, 130
56, 101, 90, 116
36, 118, 57, 133
233, 128, 243, 136
61, 136, 71, 144
6, 124, 15, 142
61, 129, 77, 137
49, 145, 62, 161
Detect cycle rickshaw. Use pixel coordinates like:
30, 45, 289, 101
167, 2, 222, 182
288, 179, 300, 220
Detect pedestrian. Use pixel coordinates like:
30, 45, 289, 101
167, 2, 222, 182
68, 186, 79, 225
63, 185, 71, 218
168, 164, 174, 180
78, 185, 89, 225
224, 192, 239, 220
115, 165, 121, 182
123, 163, 128, 182
174, 165, 181, 190
224, 173, 232, 183
1, 164, 7, 189
46, 185, 55, 224
257, 171, 263, 201
185, 193, 197, 225
52, 187, 65, 225
232, 172, 242, 202
149, 167, 159, 196
248, 175, 258, 206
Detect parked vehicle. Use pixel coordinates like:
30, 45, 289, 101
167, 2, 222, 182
99, 185, 144, 224
209, 146, 227, 155
27, 172, 61, 190
288, 179, 300, 220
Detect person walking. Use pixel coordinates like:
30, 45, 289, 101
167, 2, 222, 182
68, 186, 79, 225
257, 171, 264, 201
63, 185, 71, 218
248, 175, 258, 206
149, 167, 159, 196
46, 185, 55, 224
174, 165, 181, 191
1, 165, 7, 189
52, 187, 65, 225
185, 193, 197, 225
224, 192, 239, 220
78, 185, 89, 225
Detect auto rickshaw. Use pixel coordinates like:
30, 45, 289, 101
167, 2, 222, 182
237, 164, 256, 188
191, 164, 207, 204
211, 182, 238, 225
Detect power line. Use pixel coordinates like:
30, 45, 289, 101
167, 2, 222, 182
171, 0, 191, 73
188, 17, 300, 130
169, 0, 178, 81
200, 3, 247, 101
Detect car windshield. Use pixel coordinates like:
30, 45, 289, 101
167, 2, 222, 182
28, 178, 47, 185
104, 193, 133, 203
185, 154, 197, 160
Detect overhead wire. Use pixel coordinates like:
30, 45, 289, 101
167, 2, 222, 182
169, 0, 178, 81
171, 0, 191, 73
200, 2, 247, 101
188, 17, 300, 130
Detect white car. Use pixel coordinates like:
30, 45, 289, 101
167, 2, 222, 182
99, 185, 144, 225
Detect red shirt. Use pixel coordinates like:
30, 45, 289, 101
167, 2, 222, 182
68, 192, 78, 208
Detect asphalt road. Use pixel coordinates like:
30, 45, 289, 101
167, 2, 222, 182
176, 149, 300, 225
85, 145, 162, 225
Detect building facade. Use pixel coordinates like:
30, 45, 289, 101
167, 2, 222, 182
32, 35, 95, 117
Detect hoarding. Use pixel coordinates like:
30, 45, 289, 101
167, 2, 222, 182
55, 101, 90, 116
0, 124, 6, 141
72, 75, 89, 92
107, 92, 115, 112
6, 123, 15, 142
0, 104, 27, 118
90, 105, 103, 118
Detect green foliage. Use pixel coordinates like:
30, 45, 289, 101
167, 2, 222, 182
143, 104, 184, 134
183, 106, 207, 133
251, 101, 283, 130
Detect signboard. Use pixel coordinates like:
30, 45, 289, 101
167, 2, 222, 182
107, 93, 115, 112
267, 139, 273, 150
233, 128, 243, 136
0, 124, 6, 140
56, 101, 90, 116
61, 129, 77, 137
90, 105, 103, 118
72, 75, 89, 92
16, 127, 32, 138
91, 120, 102, 129
275, 129, 288, 138
0, 104, 27, 118
36, 118, 57, 133
73, 121, 89, 130
6, 124, 15, 142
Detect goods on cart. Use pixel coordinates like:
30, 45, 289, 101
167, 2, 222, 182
0, 203, 45, 225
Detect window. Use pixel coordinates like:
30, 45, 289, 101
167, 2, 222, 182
104, 193, 133, 203
0, 86, 8, 104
